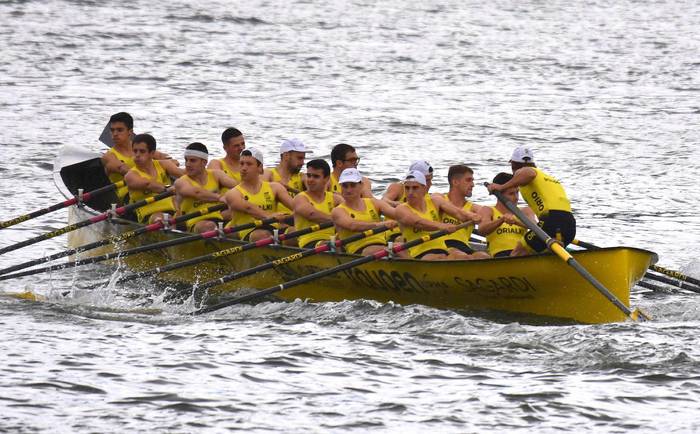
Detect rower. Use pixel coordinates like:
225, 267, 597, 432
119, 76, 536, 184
124, 134, 184, 224
208, 127, 245, 186
487, 146, 576, 256
293, 159, 343, 249
382, 160, 434, 207
331, 168, 403, 256
394, 171, 483, 260
174, 142, 238, 233
262, 138, 310, 214
440, 165, 490, 259
478, 172, 536, 257
328, 143, 373, 197
222, 148, 294, 242
101, 112, 174, 203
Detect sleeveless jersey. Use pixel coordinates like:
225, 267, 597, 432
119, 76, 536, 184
400, 196, 449, 258
294, 191, 335, 247
336, 198, 387, 254
128, 160, 175, 223
179, 170, 224, 230
485, 207, 527, 256
520, 168, 572, 217
225, 181, 277, 239
106, 147, 135, 202
269, 167, 303, 214
440, 195, 475, 246
329, 173, 340, 194
217, 158, 241, 194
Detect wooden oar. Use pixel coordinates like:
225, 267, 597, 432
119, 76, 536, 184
117, 222, 334, 283
0, 190, 175, 257
0, 204, 247, 280
192, 223, 469, 315
0, 181, 124, 230
190, 224, 395, 302
0, 202, 227, 275
569, 239, 700, 294
485, 183, 648, 322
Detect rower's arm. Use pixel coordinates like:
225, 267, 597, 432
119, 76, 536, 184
476, 207, 502, 235
332, 207, 384, 232
213, 169, 238, 190
161, 160, 186, 179
381, 183, 402, 207
101, 152, 129, 175
394, 204, 447, 232
293, 195, 332, 223
503, 167, 537, 190
373, 198, 399, 221
223, 189, 272, 219
261, 169, 274, 182
360, 177, 374, 198
431, 194, 481, 224
124, 169, 166, 193
173, 177, 221, 203
271, 182, 295, 211
207, 159, 222, 170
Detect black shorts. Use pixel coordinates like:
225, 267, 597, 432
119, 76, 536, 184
444, 239, 474, 254
241, 224, 280, 241
524, 210, 576, 253
494, 250, 512, 258
415, 248, 449, 259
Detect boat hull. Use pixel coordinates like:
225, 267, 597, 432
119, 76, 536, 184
67, 206, 656, 324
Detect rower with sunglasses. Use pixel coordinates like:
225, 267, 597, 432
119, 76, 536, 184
331, 168, 406, 257
328, 143, 373, 198
292, 159, 343, 249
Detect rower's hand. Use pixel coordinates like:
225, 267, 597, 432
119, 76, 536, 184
272, 212, 290, 223
466, 212, 481, 224
486, 183, 502, 194
443, 223, 458, 233
503, 214, 518, 225
383, 220, 398, 230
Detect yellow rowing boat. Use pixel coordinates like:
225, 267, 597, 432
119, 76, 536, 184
54, 148, 657, 324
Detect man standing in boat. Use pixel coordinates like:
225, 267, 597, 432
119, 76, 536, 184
262, 138, 310, 215
331, 168, 403, 256
328, 143, 373, 197
174, 142, 239, 233
208, 127, 245, 185
440, 165, 490, 259
223, 148, 294, 242
382, 160, 434, 207
101, 112, 174, 203
487, 146, 576, 256
293, 159, 343, 249
124, 134, 184, 224
394, 171, 484, 260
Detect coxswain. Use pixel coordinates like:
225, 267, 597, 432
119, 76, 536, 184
101, 112, 173, 203
487, 146, 576, 256
440, 165, 490, 259
382, 160, 434, 207
478, 172, 536, 257
222, 148, 294, 242
173, 142, 238, 233
328, 143, 373, 197
262, 138, 310, 214
331, 168, 403, 256
292, 159, 343, 249
394, 171, 483, 260
208, 127, 245, 185
124, 134, 184, 224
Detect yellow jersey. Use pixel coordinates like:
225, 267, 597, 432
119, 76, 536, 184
400, 196, 448, 258
485, 207, 527, 256
269, 167, 303, 214
336, 198, 386, 254
294, 191, 335, 248
128, 160, 175, 223
440, 195, 475, 247
520, 168, 572, 217
226, 181, 277, 239
178, 170, 225, 231
329, 173, 340, 194
106, 147, 135, 202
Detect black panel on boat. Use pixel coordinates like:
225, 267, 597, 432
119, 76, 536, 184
60, 158, 118, 212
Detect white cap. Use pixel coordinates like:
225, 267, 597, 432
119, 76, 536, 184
338, 168, 362, 184
242, 147, 264, 166
280, 138, 312, 154
404, 170, 427, 186
408, 160, 433, 176
510, 146, 535, 163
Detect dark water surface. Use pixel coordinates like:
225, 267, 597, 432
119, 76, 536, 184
1, 0, 699, 432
